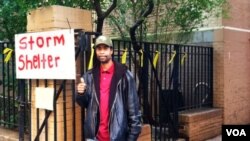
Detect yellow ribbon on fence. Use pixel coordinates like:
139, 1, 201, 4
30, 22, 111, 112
88, 44, 95, 70
139, 49, 144, 67
168, 50, 176, 65
3, 48, 13, 63
121, 48, 128, 64
153, 51, 159, 69
181, 52, 187, 65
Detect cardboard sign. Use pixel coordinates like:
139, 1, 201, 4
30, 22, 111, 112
15, 29, 76, 79
35, 87, 54, 111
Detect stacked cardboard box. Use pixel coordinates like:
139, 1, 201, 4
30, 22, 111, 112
27, 5, 92, 141
27, 5, 92, 32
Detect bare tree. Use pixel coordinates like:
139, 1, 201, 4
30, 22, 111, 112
92, 0, 117, 34
129, 0, 154, 52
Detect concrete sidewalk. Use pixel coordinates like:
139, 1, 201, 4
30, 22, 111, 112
0, 127, 221, 141
177, 135, 222, 141
206, 135, 222, 141
0, 127, 28, 141
0, 127, 18, 141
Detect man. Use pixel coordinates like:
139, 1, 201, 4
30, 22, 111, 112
76, 35, 142, 141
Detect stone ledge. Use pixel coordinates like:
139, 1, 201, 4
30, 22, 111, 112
179, 108, 223, 123
179, 108, 223, 141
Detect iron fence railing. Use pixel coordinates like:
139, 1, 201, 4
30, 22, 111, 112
112, 40, 213, 140
112, 40, 213, 111
0, 42, 20, 130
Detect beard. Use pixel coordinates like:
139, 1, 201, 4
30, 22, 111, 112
97, 55, 112, 64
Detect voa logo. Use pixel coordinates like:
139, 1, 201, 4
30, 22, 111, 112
226, 129, 247, 136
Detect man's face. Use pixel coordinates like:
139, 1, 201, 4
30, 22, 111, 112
95, 44, 113, 64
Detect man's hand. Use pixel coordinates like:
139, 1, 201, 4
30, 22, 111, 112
77, 78, 87, 94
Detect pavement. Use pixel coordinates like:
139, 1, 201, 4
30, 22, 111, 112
205, 135, 222, 141
0, 127, 222, 141
0, 127, 28, 141
0, 127, 19, 141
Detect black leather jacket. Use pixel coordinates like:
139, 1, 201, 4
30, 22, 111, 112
76, 61, 142, 141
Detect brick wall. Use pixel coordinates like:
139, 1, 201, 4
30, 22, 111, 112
102, 4, 223, 39
223, 29, 250, 124
214, 0, 250, 124
213, 29, 225, 108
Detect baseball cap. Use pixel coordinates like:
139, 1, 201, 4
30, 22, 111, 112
94, 35, 113, 48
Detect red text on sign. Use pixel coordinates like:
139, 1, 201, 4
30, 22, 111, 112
19, 34, 65, 50
18, 54, 60, 70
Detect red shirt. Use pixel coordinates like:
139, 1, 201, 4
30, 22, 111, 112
97, 63, 114, 141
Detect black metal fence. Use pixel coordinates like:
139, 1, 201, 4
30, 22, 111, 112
0, 42, 19, 129
0, 36, 213, 141
112, 40, 213, 140
1, 42, 30, 139
112, 40, 213, 110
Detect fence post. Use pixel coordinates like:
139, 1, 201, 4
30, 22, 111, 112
172, 45, 180, 138
141, 43, 149, 123
18, 79, 25, 141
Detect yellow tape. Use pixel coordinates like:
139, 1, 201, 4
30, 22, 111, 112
3, 48, 13, 63
121, 48, 127, 64
181, 52, 187, 65
153, 51, 159, 69
168, 50, 176, 65
88, 44, 95, 70
139, 49, 144, 67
